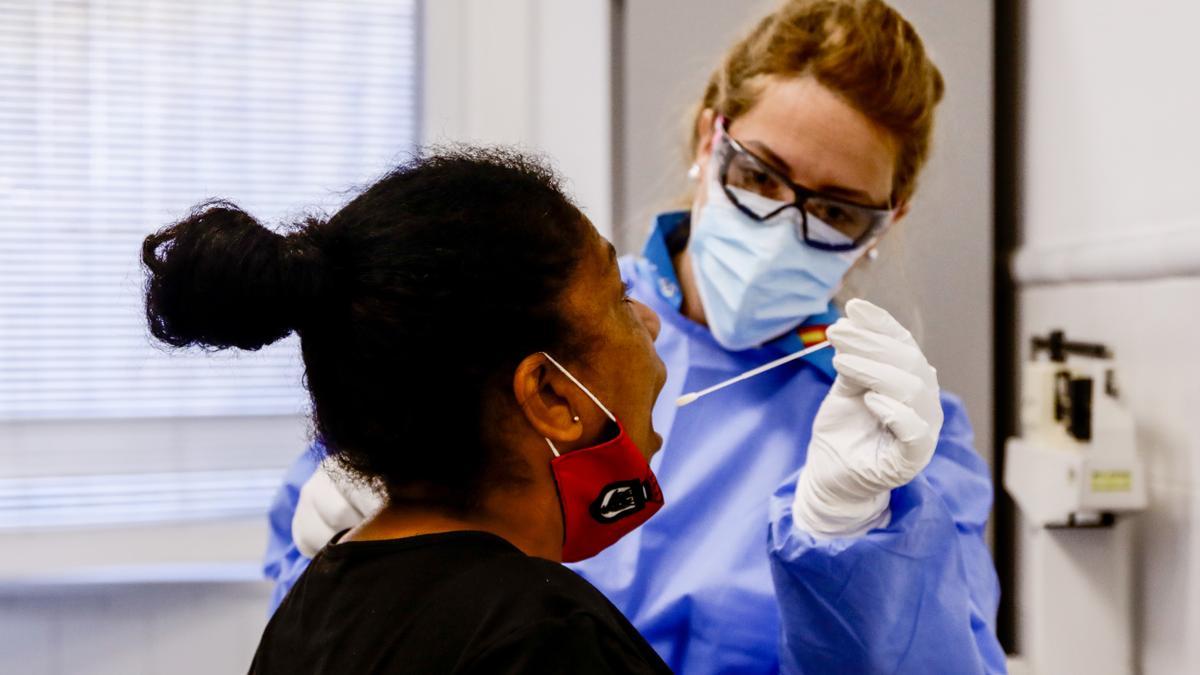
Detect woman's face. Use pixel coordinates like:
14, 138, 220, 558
558, 225, 666, 459
691, 75, 900, 240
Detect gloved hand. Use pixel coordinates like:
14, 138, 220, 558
792, 298, 943, 538
292, 458, 384, 557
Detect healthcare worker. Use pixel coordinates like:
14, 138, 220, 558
265, 1, 1005, 672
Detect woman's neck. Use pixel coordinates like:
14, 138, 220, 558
342, 482, 565, 562
673, 248, 707, 325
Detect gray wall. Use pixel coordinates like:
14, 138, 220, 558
1014, 1, 1200, 670
616, 0, 996, 464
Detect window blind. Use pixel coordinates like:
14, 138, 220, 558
0, 0, 420, 420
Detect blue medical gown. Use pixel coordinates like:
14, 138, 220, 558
262, 445, 321, 613
262, 249, 1004, 673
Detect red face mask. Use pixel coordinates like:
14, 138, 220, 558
541, 353, 665, 563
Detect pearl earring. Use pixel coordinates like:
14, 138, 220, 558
866, 248, 880, 262
572, 415, 580, 423
687, 163, 701, 180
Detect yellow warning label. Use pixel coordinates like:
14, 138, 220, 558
1091, 471, 1133, 493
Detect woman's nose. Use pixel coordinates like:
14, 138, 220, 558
634, 300, 661, 341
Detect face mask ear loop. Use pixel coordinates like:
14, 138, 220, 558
539, 352, 617, 423
707, 116, 733, 202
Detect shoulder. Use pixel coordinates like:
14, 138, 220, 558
455, 554, 667, 671
462, 604, 669, 675
483, 552, 618, 616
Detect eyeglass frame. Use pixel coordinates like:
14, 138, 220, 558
713, 116, 896, 252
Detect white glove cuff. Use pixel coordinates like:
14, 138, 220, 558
792, 468, 892, 540
292, 460, 383, 558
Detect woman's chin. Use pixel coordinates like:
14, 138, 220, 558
647, 430, 664, 456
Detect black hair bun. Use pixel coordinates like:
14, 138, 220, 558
142, 201, 325, 351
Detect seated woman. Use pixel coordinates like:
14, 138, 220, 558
141, 148, 673, 674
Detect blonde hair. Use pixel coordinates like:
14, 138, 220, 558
690, 0, 944, 204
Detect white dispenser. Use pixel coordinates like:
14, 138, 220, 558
1004, 331, 1146, 675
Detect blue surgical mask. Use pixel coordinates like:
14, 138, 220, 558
690, 182, 858, 351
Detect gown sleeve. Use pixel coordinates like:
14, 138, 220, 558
767, 392, 1006, 674
262, 445, 323, 614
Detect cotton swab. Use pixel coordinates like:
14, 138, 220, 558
675, 340, 832, 407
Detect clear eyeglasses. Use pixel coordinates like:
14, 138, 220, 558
714, 120, 895, 252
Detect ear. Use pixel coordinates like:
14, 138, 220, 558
861, 199, 909, 251
689, 109, 720, 215
693, 108, 718, 169
512, 353, 585, 446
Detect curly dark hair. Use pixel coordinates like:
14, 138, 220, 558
142, 147, 591, 508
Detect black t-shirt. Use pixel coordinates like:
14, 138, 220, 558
250, 530, 672, 674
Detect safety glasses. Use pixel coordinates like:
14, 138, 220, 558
714, 118, 895, 252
